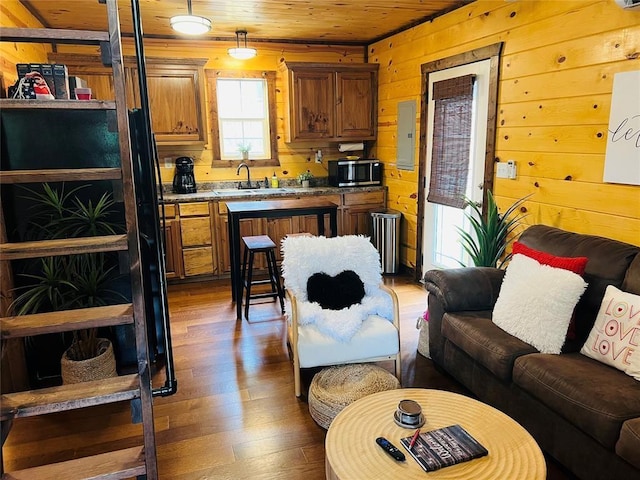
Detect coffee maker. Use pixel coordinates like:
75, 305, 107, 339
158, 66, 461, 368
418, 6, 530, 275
172, 157, 197, 194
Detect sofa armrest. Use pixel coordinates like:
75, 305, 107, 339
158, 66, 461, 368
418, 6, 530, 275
424, 267, 504, 366
424, 267, 505, 312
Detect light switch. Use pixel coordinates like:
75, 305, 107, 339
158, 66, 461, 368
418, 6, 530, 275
496, 161, 517, 179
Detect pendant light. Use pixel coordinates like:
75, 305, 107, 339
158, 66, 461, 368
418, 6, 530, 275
170, 0, 211, 35
228, 30, 257, 60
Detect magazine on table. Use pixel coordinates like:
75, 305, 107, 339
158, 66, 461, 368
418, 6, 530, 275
400, 424, 489, 472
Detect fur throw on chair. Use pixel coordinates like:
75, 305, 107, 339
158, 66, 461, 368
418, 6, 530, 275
281, 235, 393, 341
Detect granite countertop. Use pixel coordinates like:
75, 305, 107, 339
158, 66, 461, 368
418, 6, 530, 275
161, 184, 385, 203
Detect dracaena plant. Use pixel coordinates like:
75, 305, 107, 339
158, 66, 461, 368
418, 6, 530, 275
10, 183, 126, 360
457, 190, 531, 268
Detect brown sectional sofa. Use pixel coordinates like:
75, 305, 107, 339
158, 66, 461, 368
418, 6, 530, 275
424, 225, 640, 480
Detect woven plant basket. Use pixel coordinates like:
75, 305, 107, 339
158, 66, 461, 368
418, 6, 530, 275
308, 364, 400, 429
416, 317, 430, 358
61, 338, 117, 384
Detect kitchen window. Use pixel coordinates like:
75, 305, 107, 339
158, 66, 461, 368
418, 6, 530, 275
207, 70, 278, 166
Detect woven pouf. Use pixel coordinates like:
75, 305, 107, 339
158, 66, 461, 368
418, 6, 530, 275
308, 364, 400, 429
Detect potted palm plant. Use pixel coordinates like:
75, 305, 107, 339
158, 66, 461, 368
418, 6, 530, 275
457, 190, 531, 268
10, 183, 126, 384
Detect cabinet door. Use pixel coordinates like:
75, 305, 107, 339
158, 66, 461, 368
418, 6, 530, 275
342, 191, 385, 236
180, 217, 212, 247
290, 70, 334, 140
342, 206, 373, 236
178, 202, 216, 277
336, 70, 377, 139
266, 217, 295, 263
217, 214, 264, 274
146, 66, 206, 144
163, 218, 183, 279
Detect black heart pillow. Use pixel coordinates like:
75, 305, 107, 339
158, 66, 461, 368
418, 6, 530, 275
307, 270, 365, 310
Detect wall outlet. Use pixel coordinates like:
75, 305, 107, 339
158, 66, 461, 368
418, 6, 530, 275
315, 149, 323, 163
164, 157, 173, 168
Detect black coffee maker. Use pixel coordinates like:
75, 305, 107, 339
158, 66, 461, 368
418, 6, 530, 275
172, 157, 197, 194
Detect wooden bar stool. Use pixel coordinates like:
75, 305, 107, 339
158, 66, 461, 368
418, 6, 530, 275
241, 235, 285, 320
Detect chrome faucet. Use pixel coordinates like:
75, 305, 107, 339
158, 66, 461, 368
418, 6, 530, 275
236, 162, 252, 189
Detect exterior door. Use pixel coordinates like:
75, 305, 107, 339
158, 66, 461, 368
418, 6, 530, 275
422, 59, 491, 275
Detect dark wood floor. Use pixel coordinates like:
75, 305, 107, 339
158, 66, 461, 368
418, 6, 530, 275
3, 274, 577, 479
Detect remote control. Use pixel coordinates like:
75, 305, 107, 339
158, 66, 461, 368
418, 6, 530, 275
375, 437, 406, 461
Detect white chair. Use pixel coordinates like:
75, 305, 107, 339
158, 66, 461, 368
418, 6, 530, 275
281, 235, 401, 397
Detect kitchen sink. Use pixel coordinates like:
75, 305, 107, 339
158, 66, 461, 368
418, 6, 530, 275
210, 187, 297, 196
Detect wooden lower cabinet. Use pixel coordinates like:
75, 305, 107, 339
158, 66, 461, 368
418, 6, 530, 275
168, 190, 386, 280
162, 204, 183, 279
266, 217, 296, 263
178, 202, 217, 277
163, 217, 183, 279
341, 191, 386, 236
216, 201, 264, 274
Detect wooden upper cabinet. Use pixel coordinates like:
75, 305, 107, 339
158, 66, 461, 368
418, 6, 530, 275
48, 54, 207, 146
281, 62, 378, 143
144, 62, 207, 145
289, 69, 335, 140
336, 70, 376, 139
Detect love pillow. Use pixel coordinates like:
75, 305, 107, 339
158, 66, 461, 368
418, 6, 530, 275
580, 285, 640, 381
307, 270, 365, 310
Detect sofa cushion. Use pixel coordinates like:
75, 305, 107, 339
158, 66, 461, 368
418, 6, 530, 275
442, 312, 537, 381
518, 225, 640, 343
296, 314, 399, 368
616, 418, 640, 470
513, 353, 640, 449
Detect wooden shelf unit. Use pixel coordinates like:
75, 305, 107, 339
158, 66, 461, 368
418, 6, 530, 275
0, 0, 158, 478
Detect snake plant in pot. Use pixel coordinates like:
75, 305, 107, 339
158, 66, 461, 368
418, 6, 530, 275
10, 183, 126, 384
457, 190, 531, 268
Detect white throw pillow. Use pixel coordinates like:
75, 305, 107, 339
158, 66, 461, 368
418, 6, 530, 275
580, 285, 640, 381
492, 254, 588, 354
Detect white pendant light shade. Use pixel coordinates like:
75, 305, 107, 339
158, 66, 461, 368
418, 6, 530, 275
171, 0, 211, 35
228, 30, 257, 60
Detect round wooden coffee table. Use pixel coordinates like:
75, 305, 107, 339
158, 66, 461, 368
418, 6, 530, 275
325, 388, 546, 480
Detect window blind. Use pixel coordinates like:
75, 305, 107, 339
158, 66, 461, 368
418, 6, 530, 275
427, 74, 475, 209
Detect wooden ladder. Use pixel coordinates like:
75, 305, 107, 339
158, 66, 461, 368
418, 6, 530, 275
0, 0, 158, 478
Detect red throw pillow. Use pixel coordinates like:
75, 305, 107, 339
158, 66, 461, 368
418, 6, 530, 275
511, 241, 588, 340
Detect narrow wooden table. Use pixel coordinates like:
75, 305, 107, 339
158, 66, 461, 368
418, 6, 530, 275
226, 198, 338, 320
325, 388, 546, 480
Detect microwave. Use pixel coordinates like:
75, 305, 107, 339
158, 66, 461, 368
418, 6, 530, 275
328, 159, 383, 187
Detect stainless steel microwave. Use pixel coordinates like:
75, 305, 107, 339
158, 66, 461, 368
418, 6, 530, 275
328, 159, 383, 187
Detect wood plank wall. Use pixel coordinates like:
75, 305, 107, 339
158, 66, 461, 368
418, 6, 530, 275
370, 0, 640, 271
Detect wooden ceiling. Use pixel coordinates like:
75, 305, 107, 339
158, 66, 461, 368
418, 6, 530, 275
21, 0, 474, 45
